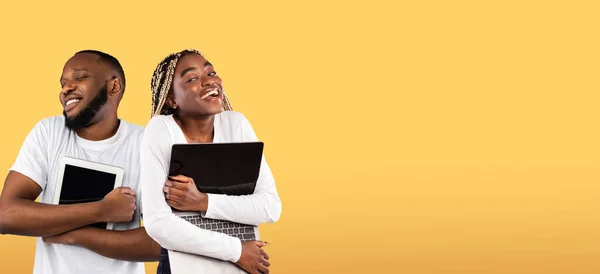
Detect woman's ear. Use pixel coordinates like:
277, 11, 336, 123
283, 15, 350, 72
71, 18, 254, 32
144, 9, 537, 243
166, 94, 177, 109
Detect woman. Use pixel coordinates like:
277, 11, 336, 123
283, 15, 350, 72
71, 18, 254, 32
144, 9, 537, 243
140, 49, 282, 274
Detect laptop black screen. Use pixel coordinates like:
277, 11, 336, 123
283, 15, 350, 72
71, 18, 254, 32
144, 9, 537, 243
169, 142, 263, 196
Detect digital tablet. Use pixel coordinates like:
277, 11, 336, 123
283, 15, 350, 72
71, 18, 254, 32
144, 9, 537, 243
53, 157, 124, 230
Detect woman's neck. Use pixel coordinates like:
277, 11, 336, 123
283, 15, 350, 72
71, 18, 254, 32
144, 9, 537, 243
173, 113, 215, 143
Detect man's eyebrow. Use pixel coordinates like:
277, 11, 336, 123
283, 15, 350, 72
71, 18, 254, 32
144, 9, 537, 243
60, 68, 89, 82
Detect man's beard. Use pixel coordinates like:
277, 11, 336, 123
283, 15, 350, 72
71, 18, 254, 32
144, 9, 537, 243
64, 82, 109, 130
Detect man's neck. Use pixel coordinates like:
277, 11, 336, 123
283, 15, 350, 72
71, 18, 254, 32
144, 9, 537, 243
74, 113, 120, 141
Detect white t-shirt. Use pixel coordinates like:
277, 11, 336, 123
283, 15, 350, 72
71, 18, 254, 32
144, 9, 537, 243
9, 116, 146, 274
140, 111, 282, 273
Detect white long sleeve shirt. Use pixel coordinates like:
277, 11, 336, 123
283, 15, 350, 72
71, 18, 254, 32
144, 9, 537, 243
140, 111, 282, 267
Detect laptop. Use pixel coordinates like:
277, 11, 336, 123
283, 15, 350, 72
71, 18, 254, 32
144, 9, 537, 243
53, 156, 124, 230
167, 142, 264, 273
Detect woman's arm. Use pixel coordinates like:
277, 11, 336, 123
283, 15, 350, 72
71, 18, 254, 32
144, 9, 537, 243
202, 155, 282, 225
165, 113, 282, 226
140, 118, 242, 263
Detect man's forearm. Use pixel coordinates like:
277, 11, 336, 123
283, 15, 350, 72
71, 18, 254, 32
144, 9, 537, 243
0, 198, 102, 236
67, 227, 161, 262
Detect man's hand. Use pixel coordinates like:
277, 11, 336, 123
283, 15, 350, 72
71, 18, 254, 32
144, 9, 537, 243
236, 241, 271, 274
99, 187, 136, 223
164, 175, 208, 212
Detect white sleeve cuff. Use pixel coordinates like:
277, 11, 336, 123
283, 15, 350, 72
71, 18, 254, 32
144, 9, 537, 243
204, 194, 243, 262
228, 236, 243, 263
9, 167, 45, 190
203, 193, 224, 219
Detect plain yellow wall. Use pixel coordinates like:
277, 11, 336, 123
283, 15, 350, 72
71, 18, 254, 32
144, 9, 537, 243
1, 0, 599, 273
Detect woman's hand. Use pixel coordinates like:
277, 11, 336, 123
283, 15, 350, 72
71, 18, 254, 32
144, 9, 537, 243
163, 175, 208, 212
236, 241, 271, 274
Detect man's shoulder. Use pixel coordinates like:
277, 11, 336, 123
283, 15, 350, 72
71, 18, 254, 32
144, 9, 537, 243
119, 119, 145, 141
29, 115, 67, 135
121, 119, 145, 133
37, 115, 65, 127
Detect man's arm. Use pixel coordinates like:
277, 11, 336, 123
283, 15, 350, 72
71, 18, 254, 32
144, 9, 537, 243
43, 227, 161, 262
0, 171, 136, 237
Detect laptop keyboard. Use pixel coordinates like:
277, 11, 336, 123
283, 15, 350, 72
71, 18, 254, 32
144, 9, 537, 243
180, 215, 257, 242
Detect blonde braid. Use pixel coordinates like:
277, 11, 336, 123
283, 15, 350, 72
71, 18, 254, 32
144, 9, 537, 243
151, 49, 233, 117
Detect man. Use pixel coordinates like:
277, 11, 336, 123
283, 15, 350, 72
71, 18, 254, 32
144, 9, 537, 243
0, 50, 161, 274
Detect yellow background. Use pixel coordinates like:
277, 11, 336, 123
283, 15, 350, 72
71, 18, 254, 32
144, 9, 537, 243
1, 0, 599, 273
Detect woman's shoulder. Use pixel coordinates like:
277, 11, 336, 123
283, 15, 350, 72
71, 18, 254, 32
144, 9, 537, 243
142, 114, 176, 139
217, 110, 247, 123
216, 110, 251, 129
146, 114, 175, 128
216, 111, 257, 142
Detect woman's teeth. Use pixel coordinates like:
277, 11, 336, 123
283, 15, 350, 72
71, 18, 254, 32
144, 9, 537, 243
201, 90, 219, 99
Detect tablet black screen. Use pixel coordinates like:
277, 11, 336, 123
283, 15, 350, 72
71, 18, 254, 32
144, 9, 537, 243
59, 164, 117, 229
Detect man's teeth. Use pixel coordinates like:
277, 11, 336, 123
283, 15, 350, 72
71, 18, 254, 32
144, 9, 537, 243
201, 90, 219, 99
66, 99, 80, 106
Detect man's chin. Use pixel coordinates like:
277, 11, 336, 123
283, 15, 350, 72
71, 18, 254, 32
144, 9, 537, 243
63, 112, 76, 122
63, 108, 78, 116
63, 112, 84, 129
